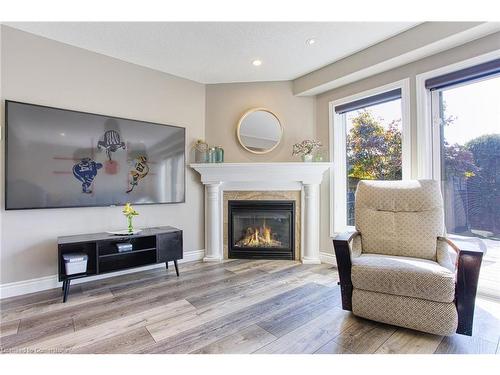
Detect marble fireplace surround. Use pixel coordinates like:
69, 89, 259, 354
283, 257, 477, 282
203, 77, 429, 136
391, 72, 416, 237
190, 163, 331, 264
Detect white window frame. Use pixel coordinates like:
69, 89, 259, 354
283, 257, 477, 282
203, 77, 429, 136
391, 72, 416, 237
415, 49, 500, 181
329, 79, 411, 236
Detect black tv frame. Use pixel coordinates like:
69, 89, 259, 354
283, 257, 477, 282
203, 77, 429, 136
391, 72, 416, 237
4, 100, 187, 210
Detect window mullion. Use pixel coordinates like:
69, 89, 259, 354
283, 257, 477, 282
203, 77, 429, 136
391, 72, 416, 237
333, 112, 348, 233
430, 90, 443, 183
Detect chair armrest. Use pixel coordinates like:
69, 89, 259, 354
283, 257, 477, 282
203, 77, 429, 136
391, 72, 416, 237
440, 236, 485, 336
440, 235, 486, 256
332, 231, 360, 311
334, 231, 359, 243
437, 237, 459, 271
334, 231, 362, 258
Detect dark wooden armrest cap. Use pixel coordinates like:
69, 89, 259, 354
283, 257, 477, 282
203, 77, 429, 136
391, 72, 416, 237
333, 231, 359, 244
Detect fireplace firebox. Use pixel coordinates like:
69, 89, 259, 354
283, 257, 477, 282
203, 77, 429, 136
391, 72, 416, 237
228, 200, 295, 260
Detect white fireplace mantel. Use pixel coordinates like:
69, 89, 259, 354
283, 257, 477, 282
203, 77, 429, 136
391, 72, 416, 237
191, 162, 330, 185
190, 162, 332, 264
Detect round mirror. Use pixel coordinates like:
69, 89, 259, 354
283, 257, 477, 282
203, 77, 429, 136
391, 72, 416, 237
236, 108, 283, 154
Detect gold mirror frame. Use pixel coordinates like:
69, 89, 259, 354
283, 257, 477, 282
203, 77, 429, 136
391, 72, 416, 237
236, 108, 283, 154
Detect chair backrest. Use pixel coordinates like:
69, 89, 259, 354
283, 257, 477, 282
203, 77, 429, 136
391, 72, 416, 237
354, 180, 445, 260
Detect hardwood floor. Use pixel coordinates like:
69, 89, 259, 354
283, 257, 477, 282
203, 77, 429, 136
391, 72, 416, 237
1, 259, 499, 354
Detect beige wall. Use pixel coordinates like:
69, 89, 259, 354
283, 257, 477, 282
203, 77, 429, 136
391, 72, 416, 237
316, 31, 500, 255
0, 26, 206, 284
205, 81, 316, 162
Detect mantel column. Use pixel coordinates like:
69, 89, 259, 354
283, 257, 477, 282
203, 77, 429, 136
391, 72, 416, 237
302, 183, 321, 264
204, 183, 223, 262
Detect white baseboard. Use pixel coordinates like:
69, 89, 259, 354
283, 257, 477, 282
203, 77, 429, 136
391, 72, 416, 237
319, 251, 336, 265
0, 249, 205, 299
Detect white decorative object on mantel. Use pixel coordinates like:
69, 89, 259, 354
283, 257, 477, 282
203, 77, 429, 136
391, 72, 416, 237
190, 162, 332, 264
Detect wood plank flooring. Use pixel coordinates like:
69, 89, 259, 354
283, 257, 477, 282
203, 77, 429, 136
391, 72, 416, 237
1, 259, 499, 354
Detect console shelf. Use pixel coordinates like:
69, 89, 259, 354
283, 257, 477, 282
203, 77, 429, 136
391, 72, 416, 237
98, 247, 157, 258
58, 226, 183, 302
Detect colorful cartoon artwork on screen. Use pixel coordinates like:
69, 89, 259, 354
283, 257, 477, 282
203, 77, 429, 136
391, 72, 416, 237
97, 130, 126, 161
72, 158, 103, 194
56, 131, 155, 195
126, 156, 150, 193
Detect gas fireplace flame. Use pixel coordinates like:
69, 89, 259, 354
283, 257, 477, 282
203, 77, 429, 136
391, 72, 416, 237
235, 219, 282, 248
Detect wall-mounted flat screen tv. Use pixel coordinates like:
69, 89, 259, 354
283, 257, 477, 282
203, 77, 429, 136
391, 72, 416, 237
5, 101, 185, 210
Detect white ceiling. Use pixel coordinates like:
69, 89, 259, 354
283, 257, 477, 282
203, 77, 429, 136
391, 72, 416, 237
5, 22, 419, 84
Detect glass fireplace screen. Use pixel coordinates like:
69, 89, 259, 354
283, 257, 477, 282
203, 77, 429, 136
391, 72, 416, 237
229, 201, 294, 251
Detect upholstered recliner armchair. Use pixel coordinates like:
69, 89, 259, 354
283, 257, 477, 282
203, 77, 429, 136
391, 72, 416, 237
333, 180, 484, 336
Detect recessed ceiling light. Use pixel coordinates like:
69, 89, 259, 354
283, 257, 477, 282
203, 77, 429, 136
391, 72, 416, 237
306, 38, 316, 46
252, 59, 262, 66
60, 132, 66, 136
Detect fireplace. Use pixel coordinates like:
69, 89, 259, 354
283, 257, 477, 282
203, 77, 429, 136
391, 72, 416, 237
228, 200, 295, 260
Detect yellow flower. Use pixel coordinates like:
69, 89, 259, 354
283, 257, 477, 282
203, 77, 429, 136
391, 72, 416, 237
122, 203, 139, 217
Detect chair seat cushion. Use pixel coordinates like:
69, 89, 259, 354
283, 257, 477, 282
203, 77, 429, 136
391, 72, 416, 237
351, 254, 456, 303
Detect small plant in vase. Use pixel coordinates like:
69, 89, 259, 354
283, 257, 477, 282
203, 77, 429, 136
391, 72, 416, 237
123, 203, 139, 234
292, 140, 322, 162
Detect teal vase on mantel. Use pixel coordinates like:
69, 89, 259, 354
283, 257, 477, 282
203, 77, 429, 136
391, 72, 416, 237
302, 154, 314, 162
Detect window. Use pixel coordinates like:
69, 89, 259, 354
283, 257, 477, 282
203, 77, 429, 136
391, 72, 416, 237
432, 76, 500, 237
424, 58, 500, 298
330, 80, 410, 233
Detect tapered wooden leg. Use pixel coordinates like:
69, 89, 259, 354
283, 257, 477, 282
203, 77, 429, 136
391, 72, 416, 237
62, 280, 66, 291
174, 260, 179, 277
165, 262, 169, 270
63, 279, 71, 303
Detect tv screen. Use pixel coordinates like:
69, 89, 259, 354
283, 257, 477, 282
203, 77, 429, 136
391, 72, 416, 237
5, 101, 185, 210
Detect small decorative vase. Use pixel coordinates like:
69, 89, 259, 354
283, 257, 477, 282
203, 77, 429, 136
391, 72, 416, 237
302, 154, 314, 162
215, 146, 224, 163
127, 216, 134, 234
194, 140, 209, 163
314, 149, 325, 162
208, 147, 217, 163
